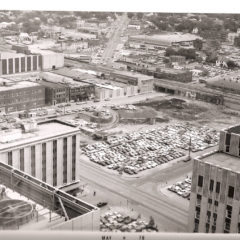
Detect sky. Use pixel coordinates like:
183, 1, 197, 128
1, 0, 240, 14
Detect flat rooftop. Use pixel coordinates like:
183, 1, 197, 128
112, 70, 153, 81
227, 125, 240, 134
130, 33, 202, 44
0, 120, 79, 151
199, 152, 240, 173
0, 80, 41, 92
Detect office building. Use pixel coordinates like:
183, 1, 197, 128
0, 119, 80, 187
188, 125, 240, 233
0, 52, 42, 75
0, 79, 45, 113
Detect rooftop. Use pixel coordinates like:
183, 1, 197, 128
130, 32, 202, 44
52, 68, 96, 80
226, 125, 240, 134
112, 70, 153, 81
0, 80, 42, 92
0, 120, 79, 151
199, 151, 240, 173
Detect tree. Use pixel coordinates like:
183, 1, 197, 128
193, 39, 203, 50
234, 36, 240, 48
165, 47, 177, 57
136, 12, 144, 19
227, 60, 238, 69
127, 12, 135, 19
148, 216, 155, 228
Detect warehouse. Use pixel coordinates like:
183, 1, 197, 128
0, 119, 80, 187
110, 70, 154, 93
129, 32, 202, 50
30, 49, 64, 70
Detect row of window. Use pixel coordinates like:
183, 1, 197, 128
198, 175, 235, 198
7, 136, 77, 185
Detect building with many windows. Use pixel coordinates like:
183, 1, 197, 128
0, 79, 45, 113
0, 119, 80, 187
188, 124, 240, 233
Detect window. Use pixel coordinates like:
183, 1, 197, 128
198, 175, 203, 187
212, 225, 216, 233
228, 186, 235, 199
63, 138, 67, 184
226, 205, 232, 218
195, 206, 201, 218
31, 146, 36, 177
225, 133, 231, 145
53, 140, 57, 186
72, 135, 76, 181
213, 213, 217, 226
208, 198, 212, 204
206, 211, 211, 223
209, 179, 214, 192
206, 223, 210, 233
42, 143, 46, 182
216, 182, 221, 194
194, 218, 199, 232
226, 146, 230, 152
8, 152, 13, 166
20, 148, 24, 171
196, 194, 202, 206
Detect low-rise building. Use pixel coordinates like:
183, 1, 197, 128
129, 33, 202, 50
39, 80, 69, 105
0, 79, 45, 113
110, 70, 154, 93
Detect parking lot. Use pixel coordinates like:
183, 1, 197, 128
82, 122, 219, 175
101, 210, 158, 232
167, 177, 192, 200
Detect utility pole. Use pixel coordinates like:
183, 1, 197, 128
188, 136, 192, 161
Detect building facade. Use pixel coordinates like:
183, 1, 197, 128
110, 71, 154, 93
39, 80, 69, 105
0, 80, 45, 113
188, 125, 240, 233
0, 52, 42, 75
0, 120, 80, 187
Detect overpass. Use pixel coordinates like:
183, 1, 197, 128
0, 162, 100, 230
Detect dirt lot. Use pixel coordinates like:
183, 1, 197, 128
135, 97, 207, 121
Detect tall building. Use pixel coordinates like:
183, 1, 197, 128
188, 125, 240, 233
0, 119, 80, 187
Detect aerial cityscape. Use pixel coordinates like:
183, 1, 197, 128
0, 10, 240, 234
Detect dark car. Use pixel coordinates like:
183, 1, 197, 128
97, 202, 108, 208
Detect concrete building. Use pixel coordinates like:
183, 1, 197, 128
0, 52, 41, 75
29, 49, 64, 70
110, 70, 154, 93
0, 119, 80, 187
0, 79, 45, 113
188, 125, 240, 233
